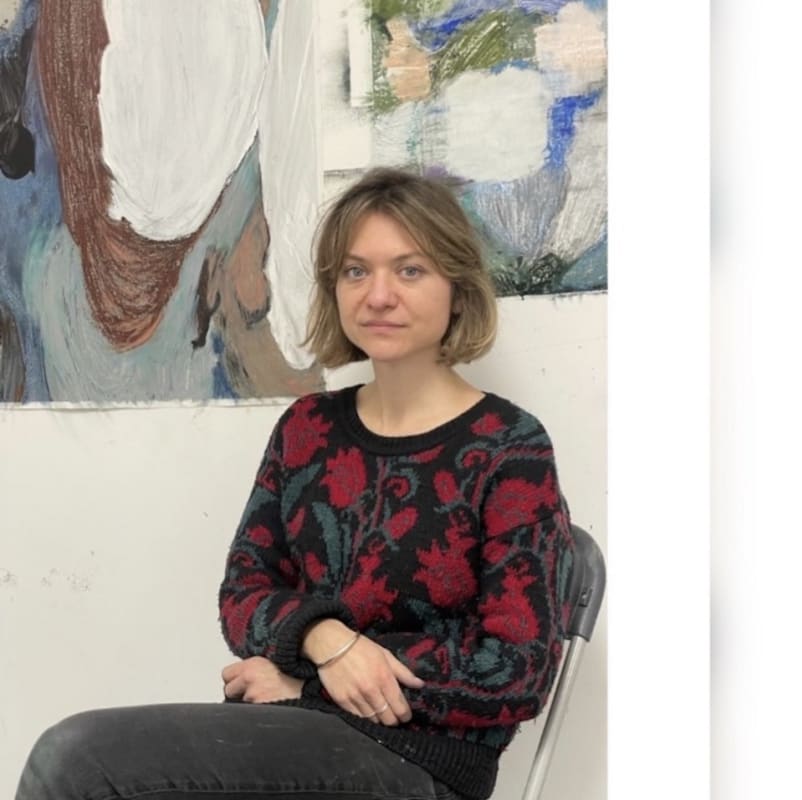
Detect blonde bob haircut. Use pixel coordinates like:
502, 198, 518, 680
304, 167, 498, 368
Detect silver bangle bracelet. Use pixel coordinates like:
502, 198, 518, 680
315, 631, 360, 669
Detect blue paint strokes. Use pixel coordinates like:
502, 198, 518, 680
517, 0, 569, 13
558, 234, 607, 292
0, 1, 62, 400
0, 0, 38, 48
210, 332, 238, 399
546, 90, 602, 168
409, 0, 567, 51
489, 58, 533, 74
263, 0, 280, 55
582, 0, 607, 10
468, 165, 568, 259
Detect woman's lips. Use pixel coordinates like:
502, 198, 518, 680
362, 321, 405, 328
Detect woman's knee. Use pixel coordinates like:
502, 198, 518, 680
17, 710, 111, 797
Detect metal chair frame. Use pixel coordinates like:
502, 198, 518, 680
521, 524, 606, 800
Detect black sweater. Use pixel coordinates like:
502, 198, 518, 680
219, 386, 575, 800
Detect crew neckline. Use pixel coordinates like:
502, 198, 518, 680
335, 384, 495, 456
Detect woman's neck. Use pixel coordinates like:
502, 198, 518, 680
357, 362, 484, 437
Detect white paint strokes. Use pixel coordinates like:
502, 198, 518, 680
373, 101, 424, 168
319, 0, 372, 173
98, 0, 267, 240
346, 0, 373, 107
258, 0, 321, 369
544, 90, 607, 261
442, 68, 552, 182
535, 1, 607, 96
0, 0, 21, 27
472, 167, 568, 259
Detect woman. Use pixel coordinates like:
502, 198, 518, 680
16, 168, 574, 800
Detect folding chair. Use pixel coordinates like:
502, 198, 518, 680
521, 524, 606, 800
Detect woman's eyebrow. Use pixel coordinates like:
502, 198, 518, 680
343, 252, 428, 263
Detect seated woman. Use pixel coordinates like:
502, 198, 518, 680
15, 168, 575, 800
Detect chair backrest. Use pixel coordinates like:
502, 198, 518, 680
521, 524, 606, 800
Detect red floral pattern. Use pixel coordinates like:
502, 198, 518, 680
434, 469, 460, 504
484, 477, 542, 537
480, 565, 540, 642
461, 448, 490, 468
282, 395, 332, 468
320, 447, 367, 508
257, 461, 278, 492
385, 506, 418, 539
219, 387, 574, 775
414, 528, 477, 606
286, 507, 305, 539
471, 412, 505, 436
341, 542, 399, 627
387, 475, 411, 499
246, 524, 273, 548
304, 552, 327, 583
411, 444, 444, 463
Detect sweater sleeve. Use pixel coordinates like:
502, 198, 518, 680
373, 452, 575, 729
218, 415, 355, 679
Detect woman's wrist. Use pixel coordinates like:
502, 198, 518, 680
316, 631, 360, 669
300, 618, 355, 664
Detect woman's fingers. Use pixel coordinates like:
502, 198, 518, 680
223, 674, 246, 698
221, 661, 243, 683
316, 636, 423, 726
360, 695, 401, 726
385, 651, 425, 689
383, 687, 413, 724
329, 683, 406, 726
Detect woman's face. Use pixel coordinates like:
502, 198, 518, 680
335, 212, 455, 368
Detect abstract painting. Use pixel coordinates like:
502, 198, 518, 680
321, 0, 607, 296
0, 0, 606, 404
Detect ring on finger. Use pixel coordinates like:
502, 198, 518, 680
373, 701, 389, 715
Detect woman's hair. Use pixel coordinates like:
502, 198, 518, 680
304, 167, 498, 368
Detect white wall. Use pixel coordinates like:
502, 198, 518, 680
0, 292, 606, 800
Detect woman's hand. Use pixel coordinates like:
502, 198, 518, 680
221, 656, 304, 703
302, 620, 424, 726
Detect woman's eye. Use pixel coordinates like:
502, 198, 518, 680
342, 265, 365, 279
401, 265, 422, 278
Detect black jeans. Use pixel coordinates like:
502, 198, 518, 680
15, 703, 465, 800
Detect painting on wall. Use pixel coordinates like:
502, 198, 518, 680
320, 0, 607, 297
0, 0, 606, 405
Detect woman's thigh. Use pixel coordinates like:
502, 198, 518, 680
15, 703, 457, 800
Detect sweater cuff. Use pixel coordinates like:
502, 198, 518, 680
272, 597, 356, 679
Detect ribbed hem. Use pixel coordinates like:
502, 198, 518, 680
275, 697, 500, 800
272, 598, 356, 679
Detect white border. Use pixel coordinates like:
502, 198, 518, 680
711, 3, 802, 799
609, 2, 709, 799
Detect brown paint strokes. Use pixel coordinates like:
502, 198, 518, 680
198, 202, 323, 398
0, 303, 25, 401
36, 0, 204, 351
382, 17, 432, 102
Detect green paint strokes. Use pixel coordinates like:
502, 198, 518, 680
367, 3, 542, 116
491, 252, 572, 297
370, 0, 454, 22
370, 13, 401, 115
431, 9, 538, 88
367, 0, 446, 115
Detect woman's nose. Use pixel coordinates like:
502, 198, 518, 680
365, 271, 397, 308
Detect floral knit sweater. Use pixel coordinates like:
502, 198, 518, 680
218, 385, 575, 800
